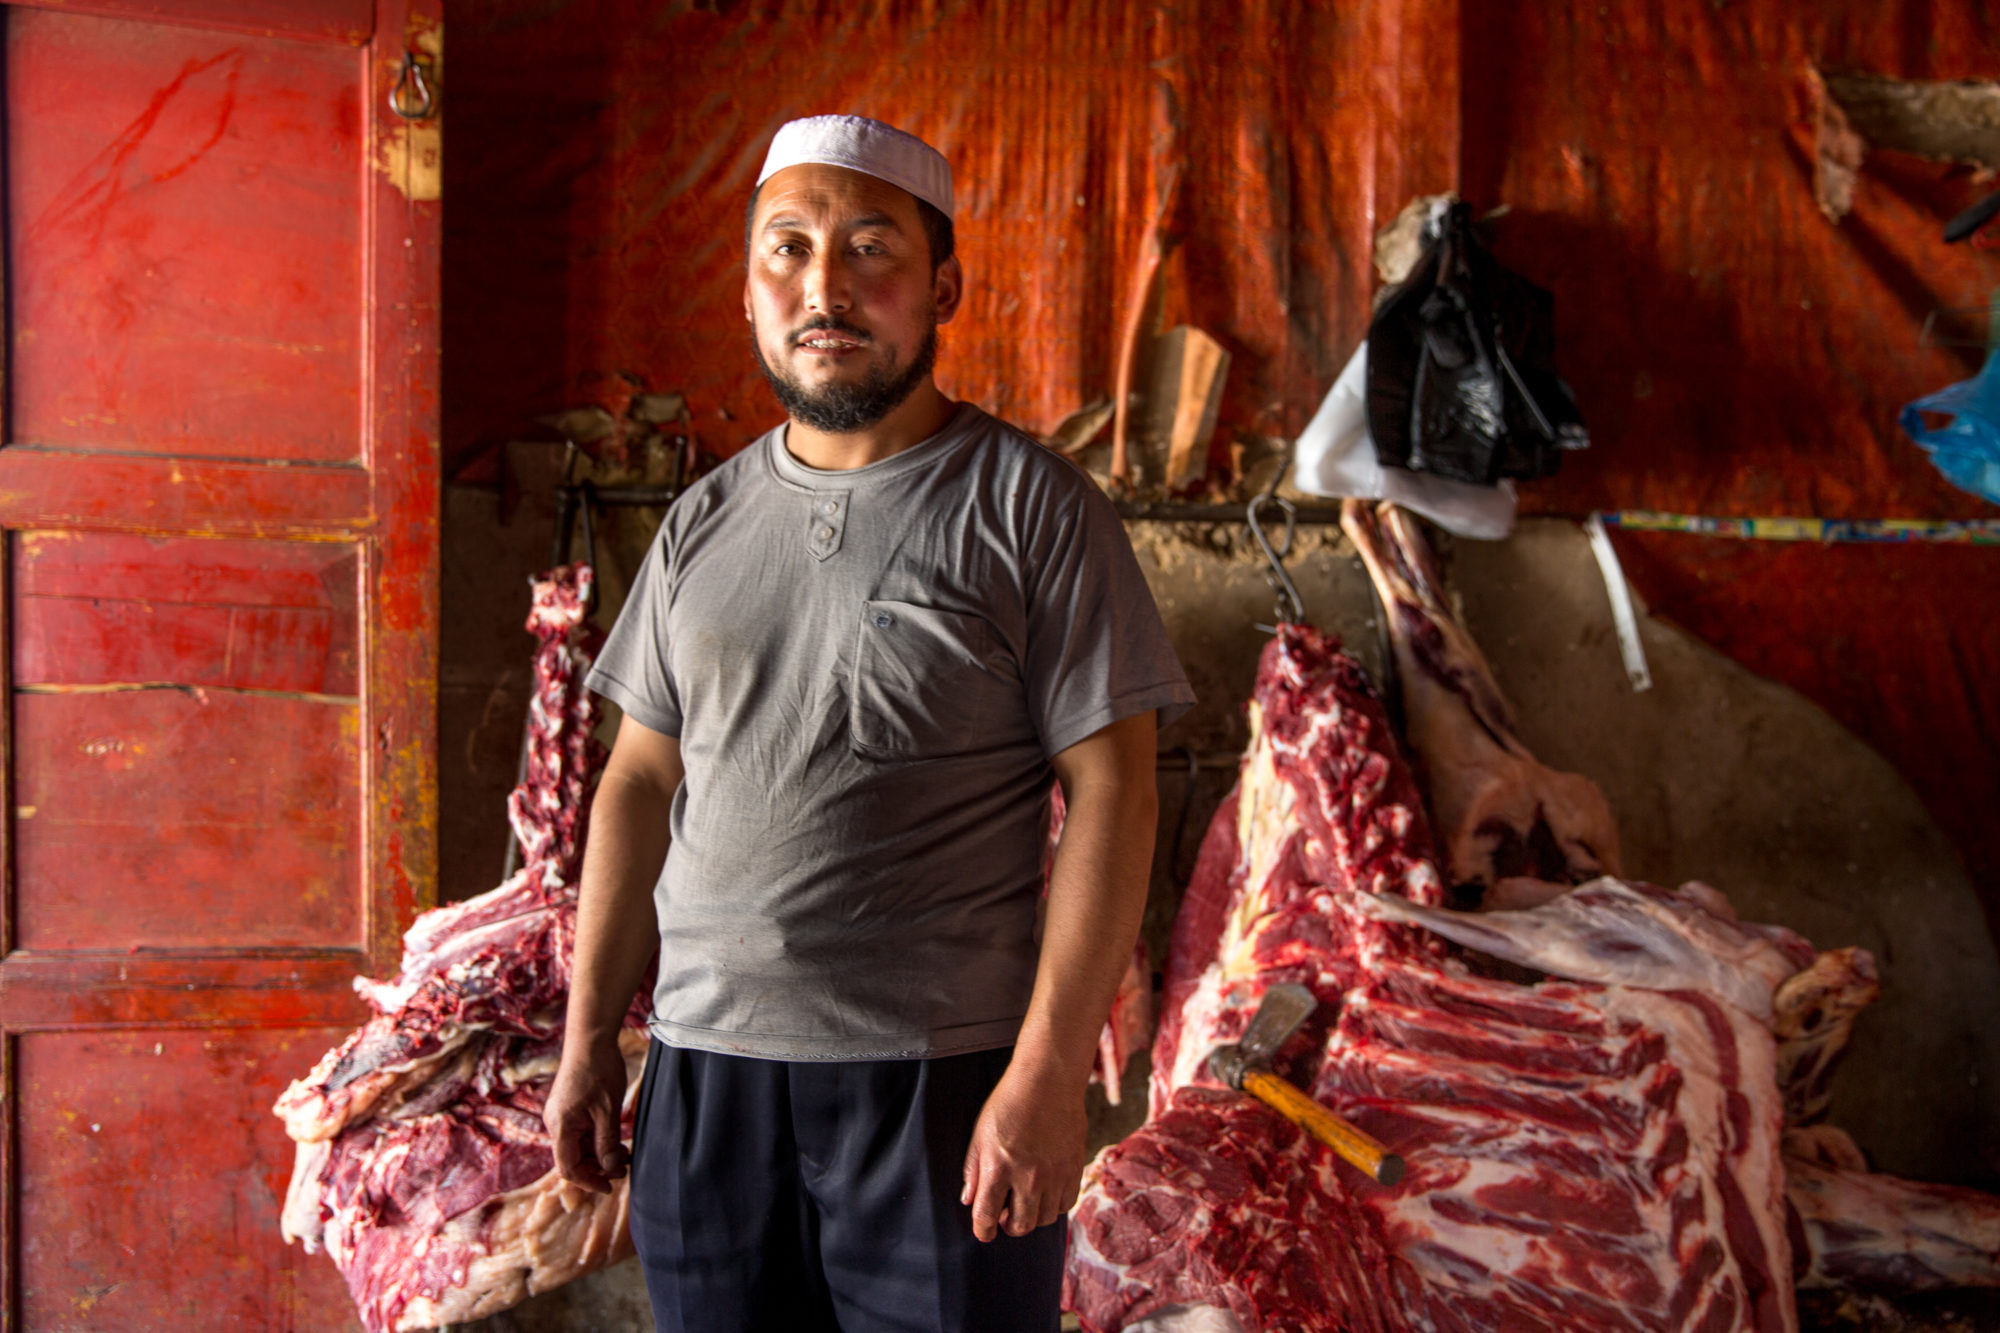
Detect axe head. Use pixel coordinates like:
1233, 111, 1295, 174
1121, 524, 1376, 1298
1208, 983, 1318, 1089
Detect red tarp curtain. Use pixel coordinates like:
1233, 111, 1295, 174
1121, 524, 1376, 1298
444, 0, 2000, 941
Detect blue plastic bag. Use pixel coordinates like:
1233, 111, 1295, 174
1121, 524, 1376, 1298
1900, 347, 2000, 505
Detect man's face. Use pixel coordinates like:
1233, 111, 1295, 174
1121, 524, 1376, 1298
744, 163, 962, 434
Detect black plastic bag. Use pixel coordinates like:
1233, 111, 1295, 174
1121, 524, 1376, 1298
1366, 202, 1589, 486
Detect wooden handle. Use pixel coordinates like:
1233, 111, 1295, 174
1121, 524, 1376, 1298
1243, 1068, 1405, 1187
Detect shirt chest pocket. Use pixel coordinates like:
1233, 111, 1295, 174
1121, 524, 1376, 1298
850, 601, 1025, 760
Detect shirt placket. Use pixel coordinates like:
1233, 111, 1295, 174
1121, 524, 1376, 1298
807, 489, 849, 561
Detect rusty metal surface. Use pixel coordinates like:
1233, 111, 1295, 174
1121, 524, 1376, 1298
0, 0, 439, 1328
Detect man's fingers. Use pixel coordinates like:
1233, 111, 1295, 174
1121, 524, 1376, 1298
549, 1107, 612, 1193
1004, 1184, 1038, 1236
594, 1106, 629, 1181
968, 1163, 1010, 1243
1035, 1186, 1062, 1231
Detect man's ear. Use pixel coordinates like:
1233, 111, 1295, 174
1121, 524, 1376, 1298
933, 255, 965, 325
743, 276, 754, 324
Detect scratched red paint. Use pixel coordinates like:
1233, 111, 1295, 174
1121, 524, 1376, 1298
13, 532, 361, 694
13, 689, 361, 950
0, 2, 439, 1328
0, 449, 374, 535
7, 8, 367, 462
16, 1027, 363, 1331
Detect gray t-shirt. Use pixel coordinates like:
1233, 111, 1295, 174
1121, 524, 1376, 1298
586, 403, 1194, 1060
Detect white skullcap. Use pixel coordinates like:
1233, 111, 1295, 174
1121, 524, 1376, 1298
756, 115, 954, 219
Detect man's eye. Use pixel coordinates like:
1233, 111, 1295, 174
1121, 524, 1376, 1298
773, 243, 804, 256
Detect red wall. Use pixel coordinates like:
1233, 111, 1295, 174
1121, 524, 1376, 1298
1457, 3, 2000, 937
443, 0, 2000, 938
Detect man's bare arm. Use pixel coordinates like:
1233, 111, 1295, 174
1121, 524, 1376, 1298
962, 709, 1158, 1241
544, 717, 683, 1193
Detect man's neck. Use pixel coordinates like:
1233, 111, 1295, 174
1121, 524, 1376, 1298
782, 381, 957, 471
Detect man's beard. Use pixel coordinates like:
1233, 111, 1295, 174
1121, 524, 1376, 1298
753, 316, 939, 434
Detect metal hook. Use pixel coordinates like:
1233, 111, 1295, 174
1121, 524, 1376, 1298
549, 441, 580, 569
389, 49, 435, 122
1246, 492, 1305, 627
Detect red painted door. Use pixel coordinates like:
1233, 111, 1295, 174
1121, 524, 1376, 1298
0, 1, 439, 1327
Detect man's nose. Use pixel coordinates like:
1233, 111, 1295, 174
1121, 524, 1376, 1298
802, 248, 849, 315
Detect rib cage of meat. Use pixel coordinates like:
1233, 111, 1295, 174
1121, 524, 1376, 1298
1071, 503, 2000, 1330
275, 565, 651, 1333
1068, 625, 1795, 1332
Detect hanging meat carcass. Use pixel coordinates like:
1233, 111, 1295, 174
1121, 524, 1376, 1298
1066, 502, 2000, 1331
1069, 624, 1796, 1332
275, 565, 650, 1333
1342, 498, 1619, 896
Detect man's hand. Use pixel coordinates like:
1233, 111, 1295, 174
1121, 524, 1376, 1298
961, 1060, 1088, 1242
958, 710, 1156, 1242
547, 719, 681, 1193
545, 1035, 635, 1194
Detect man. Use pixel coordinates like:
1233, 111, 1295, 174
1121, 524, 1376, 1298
545, 115, 1194, 1332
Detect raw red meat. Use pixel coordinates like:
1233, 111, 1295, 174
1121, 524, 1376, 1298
276, 565, 650, 1333
1069, 625, 1797, 1332
1769, 949, 1878, 1129
1341, 499, 1619, 892
1784, 1126, 2000, 1294
1073, 503, 2000, 1330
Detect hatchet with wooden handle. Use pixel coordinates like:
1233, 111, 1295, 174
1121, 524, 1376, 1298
1208, 983, 1406, 1187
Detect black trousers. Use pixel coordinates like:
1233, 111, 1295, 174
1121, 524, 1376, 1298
627, 1040, 1066, 1333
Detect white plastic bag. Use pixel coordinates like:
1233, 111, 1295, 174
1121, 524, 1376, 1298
1292, 340, 1519, 540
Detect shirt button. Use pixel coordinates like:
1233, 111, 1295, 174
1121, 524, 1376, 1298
818, 525, 836, 541
873, 612, 894, 629
820, 500, 840, 516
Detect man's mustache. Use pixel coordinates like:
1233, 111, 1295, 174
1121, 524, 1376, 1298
789, 318, 872, 347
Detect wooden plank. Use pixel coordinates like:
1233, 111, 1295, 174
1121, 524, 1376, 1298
362, 0, 442, 973
16, 1027, 365, 1331
1, 1036, 16, 1333
16, 601, 353, 694
0, 3, 437, 1324
6, 0, 372, 45
13, 690, 360, 951
13, 532, 360, 694
0, 535, 13, 965
13, 530, 360, 606
7, 9, 366, 462
0, 450, 371, 535
0, 953, 370, 1028
1138, 325, 1230, 490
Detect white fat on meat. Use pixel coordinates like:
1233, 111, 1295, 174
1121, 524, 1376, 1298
1351, 876, 1804, 1022
1784, 1126, 2000, 1294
